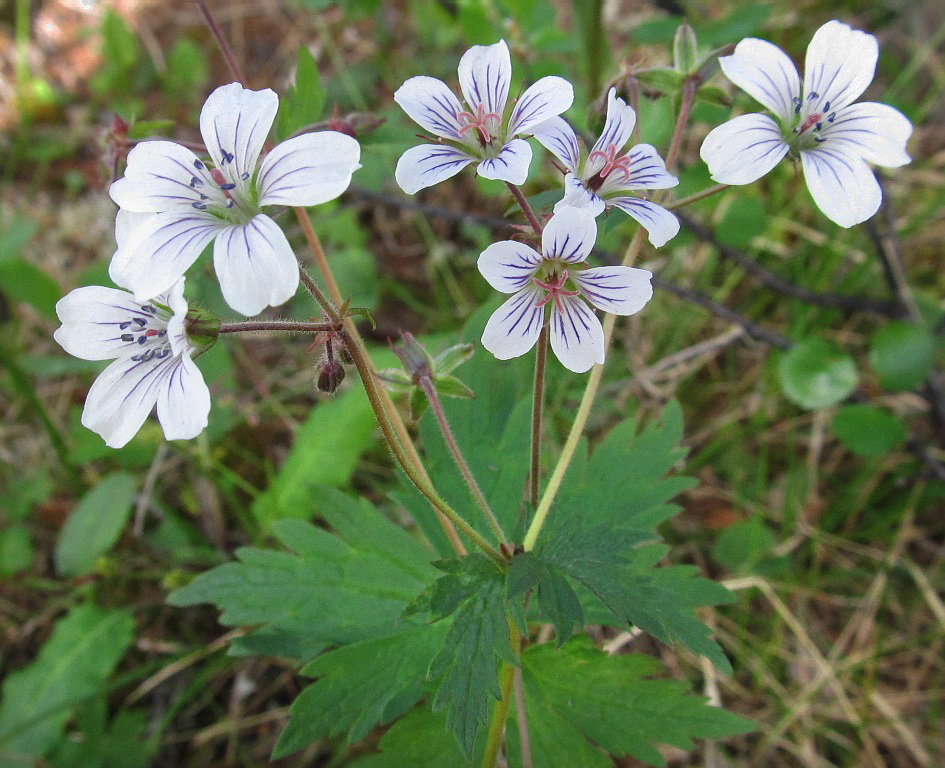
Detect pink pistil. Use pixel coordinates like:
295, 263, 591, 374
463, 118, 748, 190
586, 144, 634, 190
457, 103, 501, 146
534, 271, 580, 313
797, 112, 823, 135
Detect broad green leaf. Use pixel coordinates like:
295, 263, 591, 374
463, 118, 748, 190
0, 259, 61, 319
276, 45, 326, 140
778, 338, 858, 409
55, 472, 137, 576
251, 386, 377, 526
170, 490, 436, 663
50, 701, 153, 768
515, 638, 754, 767
348, 708, 470, 768
869, 321, 936, 391
0, 605, 134, 761
0, 523, 34, 576
273, 623, 448, 757
711, 517, 775, 571
506, 551, 584, 645
717, 196, 766, 249
832, 404, 908, 457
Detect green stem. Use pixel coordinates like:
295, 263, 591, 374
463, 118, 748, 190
664, 183, 730, 210
664, 77, 698, 171
506, 183, 543, 235
529, 326, 548, 508
480, 623, 521, 768
196, 0, 247, 85
419, 376, 508, 547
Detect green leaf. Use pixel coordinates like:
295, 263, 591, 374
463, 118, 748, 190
711, 517, 775, 571
717, 196, 766, 249
869, 321, 936, 391
348, 708, 470, 768
417, 555, 514, 758
276, 45, 326, 141
251, 386, 377, 526
0, 605, 134, 762
832, 404, 908, 457
0, 523, 33, 576
54, 472, 137, 576
506, 551, 584, 645
273, 623, 448, 757
778, 338, 858, 409
170, 490, 436, 663
515, 638, 754, 768
0, 258, 61, 319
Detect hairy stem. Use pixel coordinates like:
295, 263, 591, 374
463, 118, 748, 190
481, 623, 521, 768
506, 182, 544, 235
219, 320, 336, 334
196, 0, 247, 86
514, 664, 533, 768
529, 326, 548, 508
419, 376, 508, 547
664, 77, 697, 171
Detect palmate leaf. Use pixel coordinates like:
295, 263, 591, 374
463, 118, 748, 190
506, 551, 584, 645
509, 638, 754, 768
168, 489, 437, 662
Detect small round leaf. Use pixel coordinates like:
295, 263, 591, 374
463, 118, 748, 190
778, 338, 858, 410
832, 405, 907, 457
869, 322, 935, 391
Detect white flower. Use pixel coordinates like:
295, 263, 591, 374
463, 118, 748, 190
478, 208, 653, 373
393, 39, 573, 193
699, 20, 912, 228
54, 279, 212, 449
532, 88, 680, 247
109, 83, 361, 316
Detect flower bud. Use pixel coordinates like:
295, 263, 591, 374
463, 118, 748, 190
673, 23, 699, 74
184, 307, 221, 350
316, 358, 346, 393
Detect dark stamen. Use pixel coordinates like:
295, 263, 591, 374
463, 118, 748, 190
120, 333, 134, 342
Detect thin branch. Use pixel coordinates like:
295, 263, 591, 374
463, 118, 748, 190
219, 320, 336, 334
195, 0, 247, 86
530, 326, 548, 508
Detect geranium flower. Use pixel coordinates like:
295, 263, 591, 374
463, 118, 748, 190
478, 208, 653, 373
54, 279, 214, 448
532, 88, 680, 246
109, 83, 361, 315
699, 20, 912, 227
394, 39, 573, 193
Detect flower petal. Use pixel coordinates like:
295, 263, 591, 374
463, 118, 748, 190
156, 354, 210, 441
552, 173, 605, 217
476, 139, 532, 184
700, 113, 789, 185
549, 295, 604, 373
800, 146, 881, 227
54, 285, 164, 361
600, 143, 677, 194
541, 207, 597, 263
481, 287, 545, 361
257, 131, 361, 207
803, 21, 877, 113
572, 266, 653, 316
508, 76, 574, 136
213, 214, 299, 315
719, 38, 800, 120
109, 141, 219, 213
109, 212, 221, 303
81, 353, 174, 448
607, 197, 680, 247
477, 241, 542, 293
393, 76, 465, 140
531, 116, 581, 172
458, 40, 511, 117
589, 87, 637, 157
395, 144, 476, 194
821, 102, 912, 168
199, 83, 278, 186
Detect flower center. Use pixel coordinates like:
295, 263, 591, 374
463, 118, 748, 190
534, 270, 581, 313
457, 103, 501, 147
188, 156, 254, 222
788, 92, 837, 150
118, 304, 172, 363
585, 144, 633, 191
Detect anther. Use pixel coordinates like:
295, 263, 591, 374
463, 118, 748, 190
120, 333, 134, 342
194, 159, 205, 170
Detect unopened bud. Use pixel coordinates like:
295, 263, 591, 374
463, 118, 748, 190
673, 23, 698, 74
316, 358, 345, 393
393, 332, 434, 384
110, 114, 129, 139
185, 308, 221, 350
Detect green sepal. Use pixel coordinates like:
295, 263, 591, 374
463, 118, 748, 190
634, 67, 683, 97
432, 342, 476, 375
434, 374, 475, 400
673, 23, 698, 74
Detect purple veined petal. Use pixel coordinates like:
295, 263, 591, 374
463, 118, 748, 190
719, 38, 800, 120
109, 212, 222, 303
607, 197, 680, 247
163, 278, 191, 358
481, 286, 545, 361
477, 240, 542, 293
257, 131, 361, 207
156, 353, 211, 441
114, 209, 152, 254
458, 40, 512, 118
199, 83, 278, 187
508, 75, 575, 136
393, 76, 465, 140
800, 145, 881, 227
552, 173, 606, 217
53, 285, 167, 361
803, 21, 877, 114
549, 294, 604, 373
395, 144, 476, 194
599, 143, 678, 195
572, 266, 653, 316
531, 116, 581, 172
476, 139, 532, 184
700, 113, 789, 185
81, 349, 178, 448
541, 207, 597, 263
589, 87, 637, 158
110, 141, 219, 213
213, 214, 299, 315
819, 102, 912, 168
